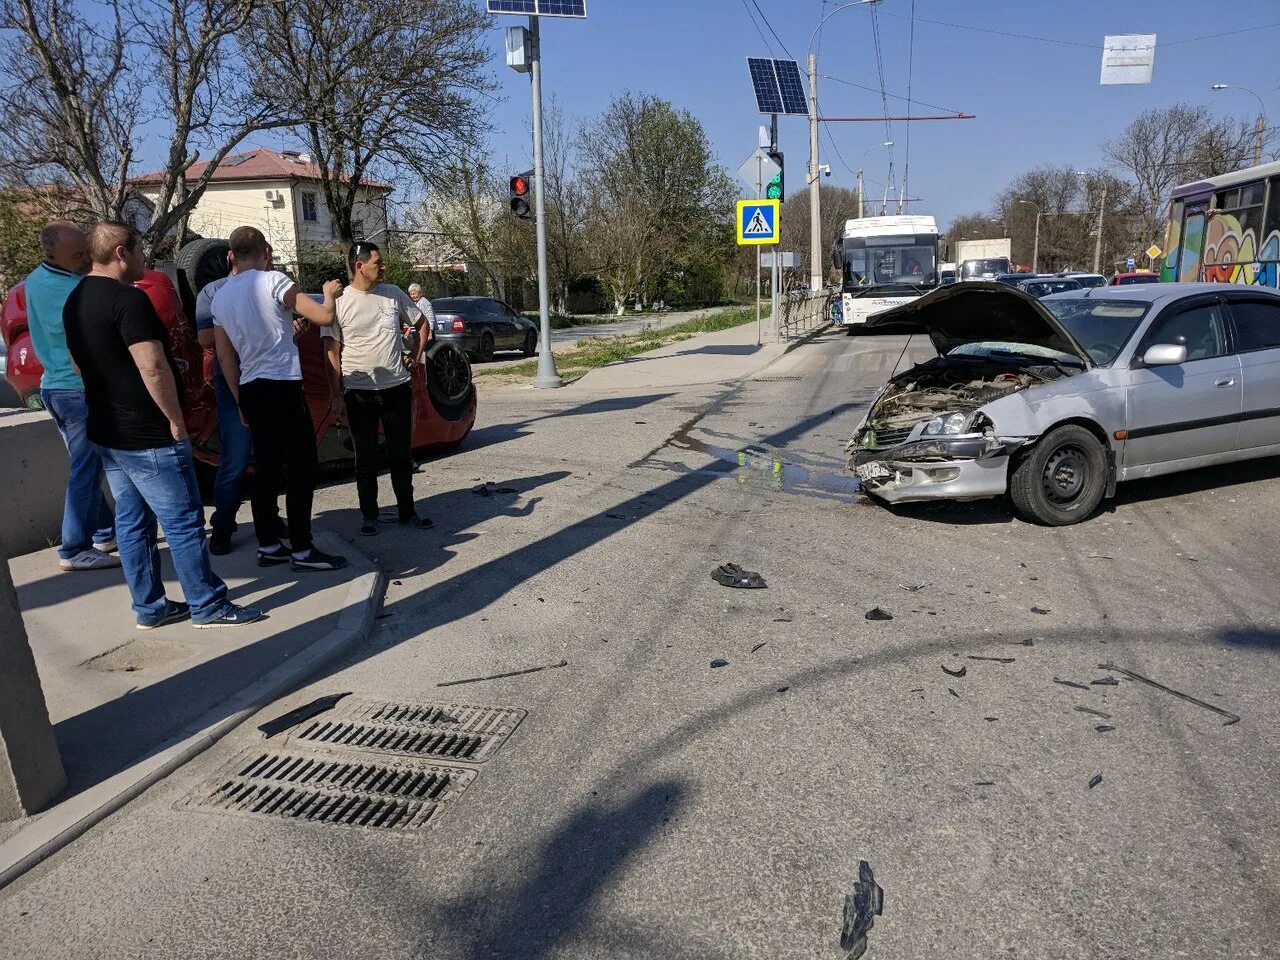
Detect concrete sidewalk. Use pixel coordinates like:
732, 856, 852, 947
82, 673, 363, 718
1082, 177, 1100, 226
0, 519, 383, 886
572, 316, 812, 390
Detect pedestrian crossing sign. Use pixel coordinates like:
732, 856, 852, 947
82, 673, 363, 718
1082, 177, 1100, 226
736, 199, 779, 245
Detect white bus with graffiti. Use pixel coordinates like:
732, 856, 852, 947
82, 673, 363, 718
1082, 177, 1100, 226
1162, 158, 1280, 288
833, 215, 940, 329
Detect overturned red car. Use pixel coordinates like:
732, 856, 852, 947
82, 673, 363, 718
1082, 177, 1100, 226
0, 240, 476, 474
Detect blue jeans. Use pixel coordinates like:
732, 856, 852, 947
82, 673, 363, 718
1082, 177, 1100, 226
41, 388, 115, 559
211, 375, 252, 536
99, 439, 230, 624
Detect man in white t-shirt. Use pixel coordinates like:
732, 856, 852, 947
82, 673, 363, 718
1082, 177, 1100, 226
324, 242, 432, 536
211, 226, 347, 572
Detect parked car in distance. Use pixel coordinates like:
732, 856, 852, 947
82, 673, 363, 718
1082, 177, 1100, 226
1017, 277, 1082, 298
430, 296, 538, 362
1059, 272, 1106, 288
1109, 271, 1160, 286
994, 272, 1039, 286
848, 281, 1280, 525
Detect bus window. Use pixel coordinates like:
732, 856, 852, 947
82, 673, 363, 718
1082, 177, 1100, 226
1162, 199, 1183, 282
1179, 212, 1205, 282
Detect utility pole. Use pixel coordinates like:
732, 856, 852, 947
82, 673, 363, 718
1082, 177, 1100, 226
755, 154, 763, 347
807, 53, 822, 292
1018, 200, 1041, 273
1255, 115, 1266, 167
770, 114, 780, 333
1092, 180, 1107, 275
856, 170, 864, 219
528, 16, 560, 389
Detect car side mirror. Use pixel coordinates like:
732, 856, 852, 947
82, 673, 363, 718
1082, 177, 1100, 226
1141, 343, 1187, 367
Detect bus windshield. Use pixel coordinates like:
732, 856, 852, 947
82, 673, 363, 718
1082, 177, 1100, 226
843, 235, 938, 290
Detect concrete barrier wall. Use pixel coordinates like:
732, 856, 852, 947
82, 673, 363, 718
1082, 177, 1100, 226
0, 410, 70, 560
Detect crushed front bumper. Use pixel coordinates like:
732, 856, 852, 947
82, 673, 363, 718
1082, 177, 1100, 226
851, 434, 1026, 504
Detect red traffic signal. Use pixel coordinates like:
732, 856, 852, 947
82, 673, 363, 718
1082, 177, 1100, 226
510, 171, 533, 219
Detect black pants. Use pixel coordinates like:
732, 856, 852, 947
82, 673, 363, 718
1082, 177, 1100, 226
345, 382, 415, 522
237, 378, 318, 552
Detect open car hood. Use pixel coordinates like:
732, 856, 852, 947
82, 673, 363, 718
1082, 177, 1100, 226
861, 281, 1093, 366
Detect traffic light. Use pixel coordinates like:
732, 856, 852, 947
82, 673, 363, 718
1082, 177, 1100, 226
766, 151, 783, 202
510, 171, 533, 219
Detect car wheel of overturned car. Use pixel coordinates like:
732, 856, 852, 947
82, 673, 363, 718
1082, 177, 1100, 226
176, 237, 232, 294
1009, 423, 1106, 526
425, 341, 474, 422
522, 330, 537, 357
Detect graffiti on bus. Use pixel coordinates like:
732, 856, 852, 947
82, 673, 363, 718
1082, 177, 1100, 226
1200, 214, 1279, 287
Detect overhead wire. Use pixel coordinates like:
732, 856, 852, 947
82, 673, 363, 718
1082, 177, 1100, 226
818, 74, 965, 116
749, 0, 796, 59
739, 0, 775, 54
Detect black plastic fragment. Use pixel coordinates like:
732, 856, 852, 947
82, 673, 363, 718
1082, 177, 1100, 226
776, 686, 790, 693
1053, 677, 1090, 691
1088, 773, 1103, 789
1098, 661, 1241, 726
941, 664, 967, 678
258, 692, 351, 738
471, 482, 518, 497
1075, 705, 1112, 719
438, 659, 567, 687
1030, 607, 1051, 615
948, 687, 960, 699
840, 860, 884, 957
1095, 725, 1116, 733
710, 563, 767, 589
750, 642, 768, 653
968, 655, 1015, 663
710, 658, 729, 668
900, 582, 926, 592
975, 781, 995, 786
865, 607, 893, 621
1091, 676, 1119, 686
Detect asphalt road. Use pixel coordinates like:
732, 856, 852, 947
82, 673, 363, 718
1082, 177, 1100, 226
5, 329, 1280, 959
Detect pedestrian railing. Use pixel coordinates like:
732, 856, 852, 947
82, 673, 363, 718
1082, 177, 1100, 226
778, 288, 835, 341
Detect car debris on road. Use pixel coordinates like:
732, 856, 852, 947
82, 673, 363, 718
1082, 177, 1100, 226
840, 860, 884, 959
710, 563, 767, 589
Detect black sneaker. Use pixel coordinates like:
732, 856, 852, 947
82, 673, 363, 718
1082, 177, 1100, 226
291, 548, 348, 572
401, 514, 433, 530
359, 520, 379, 537
137, 599, 191, 631
209, 530, 232, 556
193, 604, 266, 629
257, 544, 292, 566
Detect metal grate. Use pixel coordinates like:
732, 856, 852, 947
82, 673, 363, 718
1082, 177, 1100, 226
870, 426, 914, 447
181, 748, 475, 831
754, 376, 804, 382
286, 698, 526, 763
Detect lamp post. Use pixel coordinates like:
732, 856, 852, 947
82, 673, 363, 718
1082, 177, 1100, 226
1018, 200, 1041, 273
1211, 84, 1268, 166
855, 141, 893, 218
806, 0, 883, 286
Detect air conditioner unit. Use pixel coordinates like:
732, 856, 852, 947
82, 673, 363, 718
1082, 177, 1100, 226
264, 189, 283, 203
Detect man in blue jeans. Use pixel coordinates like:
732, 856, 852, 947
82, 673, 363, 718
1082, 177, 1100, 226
195, 258, 251, 555
63, 221, 261, 630
23, 220, 119, 572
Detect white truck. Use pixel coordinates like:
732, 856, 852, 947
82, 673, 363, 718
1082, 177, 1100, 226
954, 238, 1012, 280
834, 215, 940, 329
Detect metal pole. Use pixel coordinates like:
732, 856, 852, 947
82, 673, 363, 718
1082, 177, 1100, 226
807, 53, 822, 292
770, 115, 780, 339
857, 169, 863, 219
1092, 181, 1106, 275
529, 16, 560, 389
1031, 211, 1040, 274
1255, 115, 1265, 167
755, 154, 762, 348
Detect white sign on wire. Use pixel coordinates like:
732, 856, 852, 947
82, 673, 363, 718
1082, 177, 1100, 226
1100, 34, 1156, 85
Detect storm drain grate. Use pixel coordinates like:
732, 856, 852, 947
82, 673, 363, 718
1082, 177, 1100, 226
286, 698, 526, 763
181, 748, 476, 831
754, 376, 804, 382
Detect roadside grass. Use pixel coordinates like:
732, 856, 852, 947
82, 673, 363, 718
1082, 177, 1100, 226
525, 303, 748, 331
480, 306, 758, 380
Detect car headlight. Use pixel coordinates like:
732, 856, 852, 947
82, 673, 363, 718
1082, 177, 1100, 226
921, 412, 969, 436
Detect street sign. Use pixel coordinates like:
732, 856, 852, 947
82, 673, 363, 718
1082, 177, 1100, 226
737, 148, 779, 192
1100, 34, 1156, 85
1126, 257, 1136, 271
737, 199, 779, 245
1146, 244, 1162, 259
761, 252, 797, 268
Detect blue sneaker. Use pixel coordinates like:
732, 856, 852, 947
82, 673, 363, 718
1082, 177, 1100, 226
137, 600, 191, 631
193, 604, 266, 629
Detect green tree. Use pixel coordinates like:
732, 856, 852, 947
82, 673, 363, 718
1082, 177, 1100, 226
0, 192, 42, 288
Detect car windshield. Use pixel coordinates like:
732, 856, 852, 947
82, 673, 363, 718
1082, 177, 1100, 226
961, 258, 1011, 279
1116, 274, 1159, 285
1042, 297, 1150, 365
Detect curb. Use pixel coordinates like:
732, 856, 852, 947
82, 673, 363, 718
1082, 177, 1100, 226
0, 531, 385, 891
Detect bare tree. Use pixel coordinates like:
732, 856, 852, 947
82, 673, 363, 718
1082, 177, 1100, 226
247, 0, 491, 252
780, 185, 860, 280
1103, 102, 1256, 245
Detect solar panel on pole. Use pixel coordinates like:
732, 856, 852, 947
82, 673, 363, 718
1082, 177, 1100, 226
773, 59, 809, 115
487, 0, 586, 16
747, 57, 784, 115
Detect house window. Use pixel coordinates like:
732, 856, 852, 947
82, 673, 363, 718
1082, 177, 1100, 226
301, 192, 318, 222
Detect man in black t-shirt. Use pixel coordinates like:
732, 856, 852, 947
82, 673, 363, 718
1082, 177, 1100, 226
63, 222, 262, 630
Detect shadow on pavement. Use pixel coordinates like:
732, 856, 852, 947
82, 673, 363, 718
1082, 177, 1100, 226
464, 393, 675, 452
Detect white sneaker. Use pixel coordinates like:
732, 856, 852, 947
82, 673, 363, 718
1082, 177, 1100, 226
93, 537, 117, 553
59, 549, 122, 571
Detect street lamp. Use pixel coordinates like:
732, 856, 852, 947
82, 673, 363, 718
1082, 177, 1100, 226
1211, 83, 1268, 166
805, 0, 883, 291
1017, 200, 1041, 273
855, 141, 893, 218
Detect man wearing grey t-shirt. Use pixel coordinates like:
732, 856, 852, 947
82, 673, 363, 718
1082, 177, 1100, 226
324, 242, 432, 536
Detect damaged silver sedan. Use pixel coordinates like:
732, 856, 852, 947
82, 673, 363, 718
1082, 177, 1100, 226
848, 281, 1280, 525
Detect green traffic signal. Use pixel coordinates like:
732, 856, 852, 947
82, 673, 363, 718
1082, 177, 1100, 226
766, 168, 783, 202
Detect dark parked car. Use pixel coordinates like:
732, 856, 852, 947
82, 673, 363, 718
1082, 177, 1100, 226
1018, 277, 1082, 298
994, 272, 1039, 286
430, 296, 538, 362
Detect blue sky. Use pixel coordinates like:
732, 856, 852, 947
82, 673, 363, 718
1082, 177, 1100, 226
473, 0, 1279, 229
